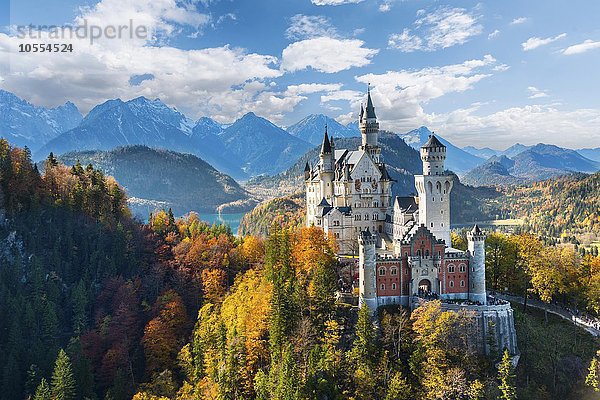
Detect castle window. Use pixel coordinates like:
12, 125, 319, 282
459, 264, 466, 272
335, 233, 340, 238
449, 281, 454, 288
380, 283, 385, 290
425, 250, 430, 257
472, 283, 475, 289
431, 222, 434, 228
416, 250, 421, 256
365, 214, 369, 220
460, 280, 465, 287
392, 283, 397, 290
391, 267, 398, 276
379, 267, 386, 276
448, 265, 455, 273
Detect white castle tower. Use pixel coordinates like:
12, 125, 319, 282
358, 229, 378, 311
414, 135, 453, 246
359, 89, 381, 163
467, 224, 487, 304
318, 126, 335, 203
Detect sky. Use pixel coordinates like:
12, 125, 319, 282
1, 0, 600, 150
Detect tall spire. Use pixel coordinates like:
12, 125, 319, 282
320, 125, 331, 154
365, 84, 376, 119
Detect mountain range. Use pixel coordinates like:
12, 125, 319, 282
0, 89, 82, 151
462, 144, 600, 186
2, 89, 599, 188
57, 146, 255, 217
398, 126, 485, 173
286, 114, 359, 145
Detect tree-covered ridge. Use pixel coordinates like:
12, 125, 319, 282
494, 172, 600, 240
58, 146, 256, 216
238, 193, 305, 236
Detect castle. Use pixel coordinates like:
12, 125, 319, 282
305, 91, 518, 356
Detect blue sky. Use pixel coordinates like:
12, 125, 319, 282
1, 0, 600, 149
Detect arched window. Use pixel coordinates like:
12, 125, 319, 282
391, 283, 397, 290
460, 280, 465, 287
391, 267, 398, 275
380, 283, 385, 290
379, 267, 386, 276
425, 250, 430, 257
459, 264, 466, 272
448, 264, 455, 273
416, 250, 421, 256
449, 281, 454, 287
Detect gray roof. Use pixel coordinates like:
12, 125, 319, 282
395, 196, 417, 212
365, 91, 376, 119
422, 134, 445, 149
471, 224, 482, 234
320, 128, 332, 154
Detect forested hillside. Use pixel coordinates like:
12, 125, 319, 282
58, 146, 255, 217
1, 139, 598, 400
491, 172, 600, 242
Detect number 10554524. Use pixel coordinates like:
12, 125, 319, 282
18, 43, 73, 53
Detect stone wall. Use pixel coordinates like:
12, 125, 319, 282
441, 301, 519, 357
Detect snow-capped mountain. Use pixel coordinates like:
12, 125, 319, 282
398, 126, 485, 174
220, 112, 312, 176
287, 114, 359, 145
0, 89, 82, 151
192, 116, 224, 138
35, 97, 246, 180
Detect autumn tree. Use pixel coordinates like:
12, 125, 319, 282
143, 290, 188, 374
497, 349, 516, 400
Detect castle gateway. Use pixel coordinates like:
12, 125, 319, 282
305, 91, 518, 357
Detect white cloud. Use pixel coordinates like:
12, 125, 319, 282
388, 6, 483, 52
350, 55, 498, 129
562, 39, 600, 55
521, 33, 566, 51
429, 104, 600, 149
311, 0, 364, 5
284, 83, 343, 96
281, 37, 378, 73
488, 30, 500, 39
0, 0, 297, 122
527, 86, 548, 99
510, 17, 528, 25
379, 0, 395, 13
285, 14, 338, 40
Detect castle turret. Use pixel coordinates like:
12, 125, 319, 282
467, 224, 486, 304
319, 126, 334, 202
304, 161, 311, 181
414, 134, 453, 246
358, 229, 378, 312
359, 89, 381, 163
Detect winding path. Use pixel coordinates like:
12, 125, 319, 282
492, 293, 600, 337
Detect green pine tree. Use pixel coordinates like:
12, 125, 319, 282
33, 378, 51, 400
50, 349, 76, 400
498, 349, 517, 400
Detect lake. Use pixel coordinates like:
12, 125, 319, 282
200, 212, 247, 234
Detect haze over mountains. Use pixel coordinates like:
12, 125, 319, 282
462, 144, 600, 186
